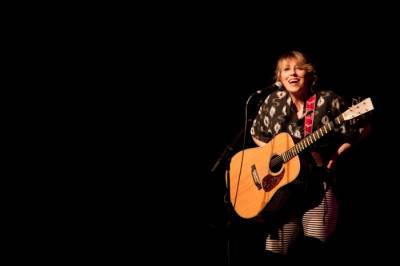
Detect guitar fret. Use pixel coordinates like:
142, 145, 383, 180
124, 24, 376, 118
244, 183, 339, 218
285, 120, 338, 163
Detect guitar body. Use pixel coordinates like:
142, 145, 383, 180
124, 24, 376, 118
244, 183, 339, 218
229, 132, 300, 219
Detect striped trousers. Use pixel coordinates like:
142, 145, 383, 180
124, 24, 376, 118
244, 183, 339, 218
265, 182, 338, 254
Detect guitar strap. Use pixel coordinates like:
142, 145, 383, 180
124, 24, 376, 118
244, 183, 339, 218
304, 94, 316, 136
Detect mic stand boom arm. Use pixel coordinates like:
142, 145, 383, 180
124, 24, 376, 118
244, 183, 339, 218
210, 129, 243, 173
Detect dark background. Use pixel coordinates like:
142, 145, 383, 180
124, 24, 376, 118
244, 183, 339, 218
65, 8, 397, 264
159, 18, 396, 264
21, 5, 399, 264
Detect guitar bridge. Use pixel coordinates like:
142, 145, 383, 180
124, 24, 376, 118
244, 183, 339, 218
251, 165, 262, 190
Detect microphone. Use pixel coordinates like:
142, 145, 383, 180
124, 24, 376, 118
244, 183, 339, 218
256, 81, 282, 94
246, 81, 282, 107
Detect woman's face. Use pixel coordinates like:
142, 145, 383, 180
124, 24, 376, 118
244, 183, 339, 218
279, 58, 308, 96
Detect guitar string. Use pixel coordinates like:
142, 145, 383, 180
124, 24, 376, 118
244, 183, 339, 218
269, 121, 336, 168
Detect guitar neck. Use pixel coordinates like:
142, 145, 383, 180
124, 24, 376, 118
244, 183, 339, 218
281, 114, 344, 162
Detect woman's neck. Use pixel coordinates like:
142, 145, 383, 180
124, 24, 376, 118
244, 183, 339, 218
289, 90, 310, 118
293, 99, 304, 119
290, 93, 305, 108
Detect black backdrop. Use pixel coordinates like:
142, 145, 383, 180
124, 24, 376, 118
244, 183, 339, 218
27, 5, 400, 265
168, 30, 395, 264
83, 10, 398, 264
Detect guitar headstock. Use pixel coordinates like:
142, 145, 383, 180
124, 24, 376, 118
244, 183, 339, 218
342, 97, 374, 121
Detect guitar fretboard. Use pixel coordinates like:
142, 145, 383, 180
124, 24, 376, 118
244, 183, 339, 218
280, 115, 344, 163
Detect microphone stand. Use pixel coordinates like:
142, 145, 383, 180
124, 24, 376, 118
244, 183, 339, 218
210, 128, 244, 266
211, 86, 277, 265
209, 111, 256, 266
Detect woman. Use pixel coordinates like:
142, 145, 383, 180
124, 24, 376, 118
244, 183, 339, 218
250, 50, 366, 258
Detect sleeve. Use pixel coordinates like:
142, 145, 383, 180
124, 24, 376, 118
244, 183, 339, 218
330, 93, 363, 143
346, 96, 372, 142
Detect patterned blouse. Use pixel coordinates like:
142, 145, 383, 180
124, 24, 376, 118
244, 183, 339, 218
250, 89, 357, 160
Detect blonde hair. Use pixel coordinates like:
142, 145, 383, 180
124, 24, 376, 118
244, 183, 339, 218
274, 51, 317, 89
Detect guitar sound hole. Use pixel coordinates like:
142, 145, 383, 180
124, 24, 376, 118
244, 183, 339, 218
269, 154, 282, 174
